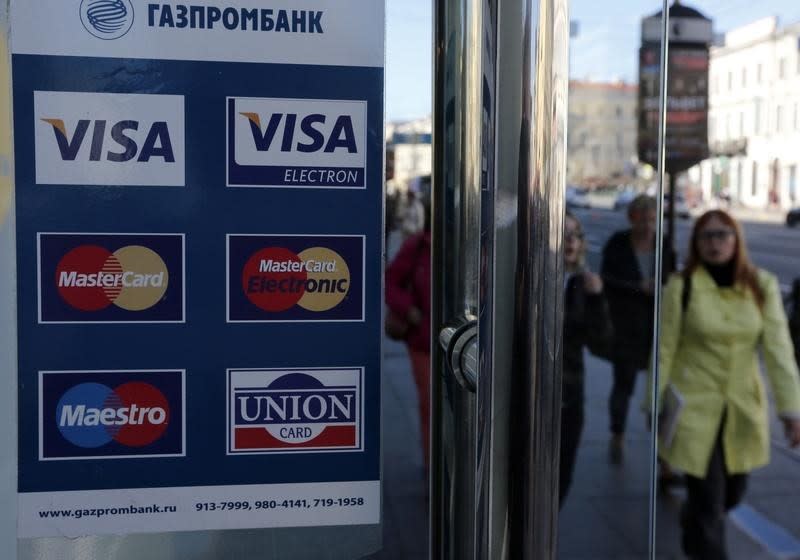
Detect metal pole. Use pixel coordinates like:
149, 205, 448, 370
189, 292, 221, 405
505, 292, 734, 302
648, 0, 672, 558
432, 0, 568, 557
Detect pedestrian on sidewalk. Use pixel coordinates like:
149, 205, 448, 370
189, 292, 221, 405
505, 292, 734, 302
400, 190, 425, 238
601, 194, 672, 463
789, 278, 800, 370
385, 201, 431, 470
559, 211, 613, 506
652, 209, 800, 560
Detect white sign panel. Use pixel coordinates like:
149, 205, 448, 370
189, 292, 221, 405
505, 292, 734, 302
12, 0, 384, 67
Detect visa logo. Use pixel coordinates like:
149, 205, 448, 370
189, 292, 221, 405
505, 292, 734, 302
228, 97, 367, 188
34, 91, 185, 186
41, 118, 175, 163
241, 112, 358, 154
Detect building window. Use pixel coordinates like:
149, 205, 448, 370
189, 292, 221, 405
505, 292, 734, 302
752, 161, 758, 197
728, 71, 733, 91
757, 64, 763, 83
779, 58, 787, 79
741, 68, 747, 87
795, 103, 799, 131
739, 112, 745, 136
737, 159, 744, 198
777, 105, 783, 133
754, 99, 762, 134
790, 165, 798, 202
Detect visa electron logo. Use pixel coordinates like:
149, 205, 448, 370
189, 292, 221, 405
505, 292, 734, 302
229, 368, 363, 454
242, 246, 349, 312
55, 244, 168, 312
80, 0, 135, 40
57, 382, 169, 448
34, 91, 185, 187
40, 370, 185, 460
228, 97, 367, 188
39, 233, 185, 323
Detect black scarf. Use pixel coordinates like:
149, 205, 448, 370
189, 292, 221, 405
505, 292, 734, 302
704, 260, 735, 288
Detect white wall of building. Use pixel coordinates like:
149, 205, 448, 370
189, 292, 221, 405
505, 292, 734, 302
698, 17, 800, 209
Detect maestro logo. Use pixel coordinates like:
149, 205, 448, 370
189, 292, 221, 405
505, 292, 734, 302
40, 370, 185, 460
228, 368, 363, 454
80, 0, 135, 40
38, 233, 185, 323
228, 235, 364, 322
227, 97, 367, 188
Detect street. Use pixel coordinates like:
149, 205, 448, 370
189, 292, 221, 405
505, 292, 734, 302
573, 207, 800, 292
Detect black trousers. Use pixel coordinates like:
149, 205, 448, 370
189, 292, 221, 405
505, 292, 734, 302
559, 403, 584, 506
681, 428, 748, 560
609, 359, 639, 435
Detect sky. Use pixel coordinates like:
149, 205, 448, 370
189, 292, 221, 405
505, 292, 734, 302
386, 0, 800, 122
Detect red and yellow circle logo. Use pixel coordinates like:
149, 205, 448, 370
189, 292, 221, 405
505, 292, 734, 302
56, 245, 169, 312
242, 246, 350, 312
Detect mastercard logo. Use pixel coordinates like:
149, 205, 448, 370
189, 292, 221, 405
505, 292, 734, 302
242, 246, 350, 312
55, 244, 169, 312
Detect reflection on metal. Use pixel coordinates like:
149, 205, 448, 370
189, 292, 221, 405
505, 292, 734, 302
439, 321, 478, 392
433, 0, 568, 558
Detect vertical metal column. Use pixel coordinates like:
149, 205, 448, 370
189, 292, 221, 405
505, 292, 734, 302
432, 0, 569, 558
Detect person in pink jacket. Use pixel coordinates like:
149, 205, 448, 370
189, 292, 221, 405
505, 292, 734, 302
385, 211, 431, 469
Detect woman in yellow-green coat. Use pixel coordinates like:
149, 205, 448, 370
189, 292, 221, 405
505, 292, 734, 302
655, 210, 800, 560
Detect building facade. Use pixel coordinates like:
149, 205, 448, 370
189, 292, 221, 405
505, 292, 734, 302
567, 80, 638, 186
691, 17, 800, 209
385, 116, 432, 194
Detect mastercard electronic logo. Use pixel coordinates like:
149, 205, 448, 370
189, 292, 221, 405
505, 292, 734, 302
39, 233, 185, 323
228, 235, 364, 322
242, 246, 350, 312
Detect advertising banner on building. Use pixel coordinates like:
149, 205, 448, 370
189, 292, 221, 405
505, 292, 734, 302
11, 0, 383, 538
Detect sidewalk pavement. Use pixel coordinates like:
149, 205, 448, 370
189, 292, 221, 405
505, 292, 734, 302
369, 337, 800, 559
559, 353, 800, 559
365, 335, 429, 560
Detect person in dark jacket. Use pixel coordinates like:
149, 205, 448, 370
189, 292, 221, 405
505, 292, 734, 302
790, 278, 800, 370
601, 194, 672, 463
560, 211, 614, 505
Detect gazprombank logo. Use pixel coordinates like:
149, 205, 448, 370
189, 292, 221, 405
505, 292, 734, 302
34, 91, 185, 186
40, 370, 185, 460
80, 0, 135, 40
38, 233, 185, 323
227, 235, 364, 322
227, 97, 367, 188
228, 368, 363, 454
